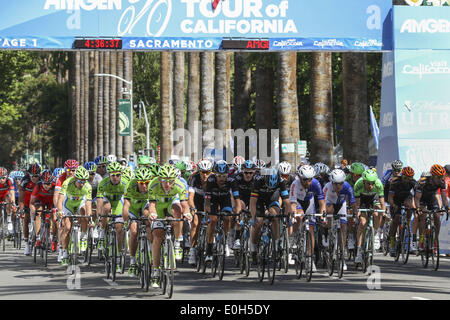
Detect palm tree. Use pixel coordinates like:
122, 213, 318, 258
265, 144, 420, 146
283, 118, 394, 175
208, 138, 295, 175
109, 51, 117, 157
214, 52, 231, 151
173, 52, 185, 157
97, 52, 104, 157
116, 51, 124, 158
342, 53, 369, 163
310, 52, 334, 165
277, 52, 300, 166
160, 52, 172, 163
103, 51, 110, 155
89, 51, 98, 160
187, 52, 200, 161
200, 52, 215, 154
83, 51, 90, 163
233, 52, 251, 130
80, 51, 85, 162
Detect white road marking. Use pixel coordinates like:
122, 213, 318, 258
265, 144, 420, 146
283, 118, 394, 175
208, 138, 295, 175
411, 297, 430, 300
104, 279, 119, 286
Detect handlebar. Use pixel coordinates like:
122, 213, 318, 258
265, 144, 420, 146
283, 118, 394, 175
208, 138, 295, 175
358, 209, 386, 213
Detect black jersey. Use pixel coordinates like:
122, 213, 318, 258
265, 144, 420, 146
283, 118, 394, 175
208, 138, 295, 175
251, 174, 289, 201
415, 177, 446, 206
389, 178, 418, 206
233, 172, 258, 206
188, 172, 207, 211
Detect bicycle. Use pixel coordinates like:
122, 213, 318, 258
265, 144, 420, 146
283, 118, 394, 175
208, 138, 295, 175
238, 209, 252, 277
256, 212, 288, 285
0, 202, 11, 252
193, 211, 208, 274
293, 212, 322, 282
419, 208, 445, 271
101, 214, 125, 282
129, 216, 151, 292
357, 208, 386, 274
325, 210, 352, 279
381, 212, 391, 257
154, 217, 185, 299
278, 209, 291, 274
34, 208, 52, 267
65, 213, 91, 274
208, 211, 241, 281
394, 206, 413, 264
13, 208, 22, 250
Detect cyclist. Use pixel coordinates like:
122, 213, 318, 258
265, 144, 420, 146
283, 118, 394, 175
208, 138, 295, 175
84, 161, 103, 202
95, 156, 109, 178
445, 165, 450, 199
414, 164, 449, 252
107, 154, 117, 163
387, 166, 418, 256
118, 158, 128, 169
137, 155, 152, 169
57, 166, 92, 266
250, 166, 290, 266
29, 170, 56, 251
97, 162, 127, 272
123, 167, 152, 276
322, 169, 356, 271
19, 164, 41, 256
279, 161, 296, 190
187, 159, 213, 266
204, 160, 242, 262
345, 162, 365, 251
121, 167, 135, 186
313, 162, 331, 188
52, 168, 64, 181
0, 168, 16, 240
354, 169, 386, 264
289, 165, 325, 271
147, 164, 191, 288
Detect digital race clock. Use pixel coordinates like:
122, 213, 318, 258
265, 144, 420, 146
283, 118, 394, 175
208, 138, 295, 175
73, 39, 122, 49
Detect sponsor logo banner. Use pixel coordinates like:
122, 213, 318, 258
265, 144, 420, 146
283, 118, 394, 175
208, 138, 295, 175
123, 37, 221, 50
270, 38, 383, 51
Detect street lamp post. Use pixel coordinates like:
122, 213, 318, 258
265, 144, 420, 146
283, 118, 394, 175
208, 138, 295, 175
94, 73, 134, 156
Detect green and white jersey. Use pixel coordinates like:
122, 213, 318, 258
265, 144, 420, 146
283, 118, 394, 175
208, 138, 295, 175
97, 177, 127, 204
148, 177, 188, 203
353, 177, 384, 198
60, 177, 92, 213
123, 179, 150, 216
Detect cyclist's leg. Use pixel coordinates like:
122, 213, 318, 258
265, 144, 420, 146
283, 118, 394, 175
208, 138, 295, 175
111, 200, 125, 254
337, 203, 347, 249
304, 201, 316, 255
23, 207, 30, 241
151, 208, 166, 269
170, 199, 183, 240
34, 202, 43, 241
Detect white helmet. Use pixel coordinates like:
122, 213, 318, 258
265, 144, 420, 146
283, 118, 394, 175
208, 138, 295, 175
233, 156, 245, 168
148, 157, 156, 164
297, 165, 315, 179
175, 168, 182, 179
185, 161, 193, 171
313, 162, 330, 176
278, 161, 292, 175
330, 169, 346, 184
198, 159, 213, 172
255, 159, 266, 169
107, 154, 117, 163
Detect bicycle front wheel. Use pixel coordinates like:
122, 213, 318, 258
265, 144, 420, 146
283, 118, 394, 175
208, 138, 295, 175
268, 235, 277, 285
143, 238, 150, 292
305, 231, 313, 282
257, 241, 265, 282
165, 240, 175, 298
421, 232, 430, 268
217, 232, 226, 281
294, 236, 303, 280
337, 229, 344, 279
401, 224, 410, 265
430, 227, 439, 271
363, 227, 374, 274
111, 232, 117, 282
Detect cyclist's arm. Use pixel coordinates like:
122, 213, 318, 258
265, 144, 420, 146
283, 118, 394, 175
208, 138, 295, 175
85, 199, 92, 216
18, 186, 25, 211
439, 188, 448, 208
249, 196, 257, 220
147, 200, 157, 219
388, 190, 395, 209
379, 196, 386, 211
53, 190, 60, 208
8, 187, 15, 206
122, 199, 130, 221
188, 190, 196, 210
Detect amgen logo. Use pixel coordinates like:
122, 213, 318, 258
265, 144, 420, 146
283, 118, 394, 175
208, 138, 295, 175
400, 19, 450, 33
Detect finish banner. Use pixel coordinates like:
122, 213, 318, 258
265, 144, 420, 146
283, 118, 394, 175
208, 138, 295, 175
0, 0, 392, 50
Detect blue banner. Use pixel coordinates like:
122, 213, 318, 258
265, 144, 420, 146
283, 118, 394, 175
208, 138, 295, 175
0, 0, 392, 50
369, 106, 380, 150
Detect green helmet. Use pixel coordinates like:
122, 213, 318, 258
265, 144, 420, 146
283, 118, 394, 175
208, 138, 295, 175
107, 161, 123, 174
175, 161, 187, 172
362, 169, 378, 183
122, 167, 134, 181
149, 163, 160, 177
138, 155, 151, 166
350, 162, 365, 175
135, 167, 152, 181
158, 164, 177, 179
74, 166, 89, 180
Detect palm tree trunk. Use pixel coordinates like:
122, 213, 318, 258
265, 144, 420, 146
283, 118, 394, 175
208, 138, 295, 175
69, 52, 77, 158
173, 52, 185, 157
79, 52, 85, 162
255, 54, 274, 130
103, 51, 110, 155
109, 51, 117, 157
187, 52, 200, 161
277, 52, 300, 166
343, 53, 369, 163
83, 52, 90, 163
116, 51, 124, 158
90, 51, 98, 160
214, 52, 231, 151
200, 52, 215, 154
160, 52, 173, 163
310, 52, 334, 165
233, 52, 251, 130
123, 52, 133, 157
97, 52, 104, 157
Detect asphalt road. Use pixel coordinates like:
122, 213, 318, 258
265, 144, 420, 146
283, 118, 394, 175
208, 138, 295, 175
1, 240, 449, 301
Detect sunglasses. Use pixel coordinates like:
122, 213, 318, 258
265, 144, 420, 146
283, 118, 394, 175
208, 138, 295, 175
243, 171, 255, 175
67, 169, 75, 172
98, 165, 106, 169
281, 174, 289, 179
333, 182, 344, 185
393, 170, 401, 174
215, 173, 228, 178
110, 173, 122, 177
43, 182, 52, 185
137, 180, 150, 185
365, 181, 375, 186
160, 178, 175, 183
32, 175, 40, 178
76, 179, 87, 185
302, 178, 312, 182
89, 172, 96, 175
200, 171, 211, 175
0, 176, 6, 179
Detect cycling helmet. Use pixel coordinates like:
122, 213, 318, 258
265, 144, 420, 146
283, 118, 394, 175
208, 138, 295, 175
233, 156, 245, 168
214, 160, 228, 174
296, 165, 315, 179
175, 161, 187, 172
122, 167, 134, 181
421, 171, 431, 178
175, 168, 182, 179
107, 162, 123, 174
313, 162, 330, 176
118, 158, 127, 165
362, 169, 378, 183
391, 160, 403, 171
330, 169, 346, 184
255, 159, 266, 169
0, 167, 7, 176
64, 159, 79, 170
41, 170, 54, 183
148, 157, 156, 164
107, 154, 117, 163
96, 155, 108, 165
28, 164, 41, 175
138, 155, 151, 166
430, 164, 445, 177
84, 161, 97, 173
278, 161, 292, 175
242, 160, 256, 170
189, 160, 197, 171
148, 163, 160, 177
53, 168, 64, 178
401, 166, 414, 177
350, 162, 365, 175
74, 167, 89, 180
185, 161, 194, 172
158, 164, 177, 179
264, 167, 279, 188
135, 167, 152, 181
198, 159, 213, 172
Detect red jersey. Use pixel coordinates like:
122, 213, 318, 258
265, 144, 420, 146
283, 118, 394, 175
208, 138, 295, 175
445, 176, 450, 198
31, 181, 55, 207
0, 177, 14, 200
55, 172, 68, 191
20, 175, 38, 207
